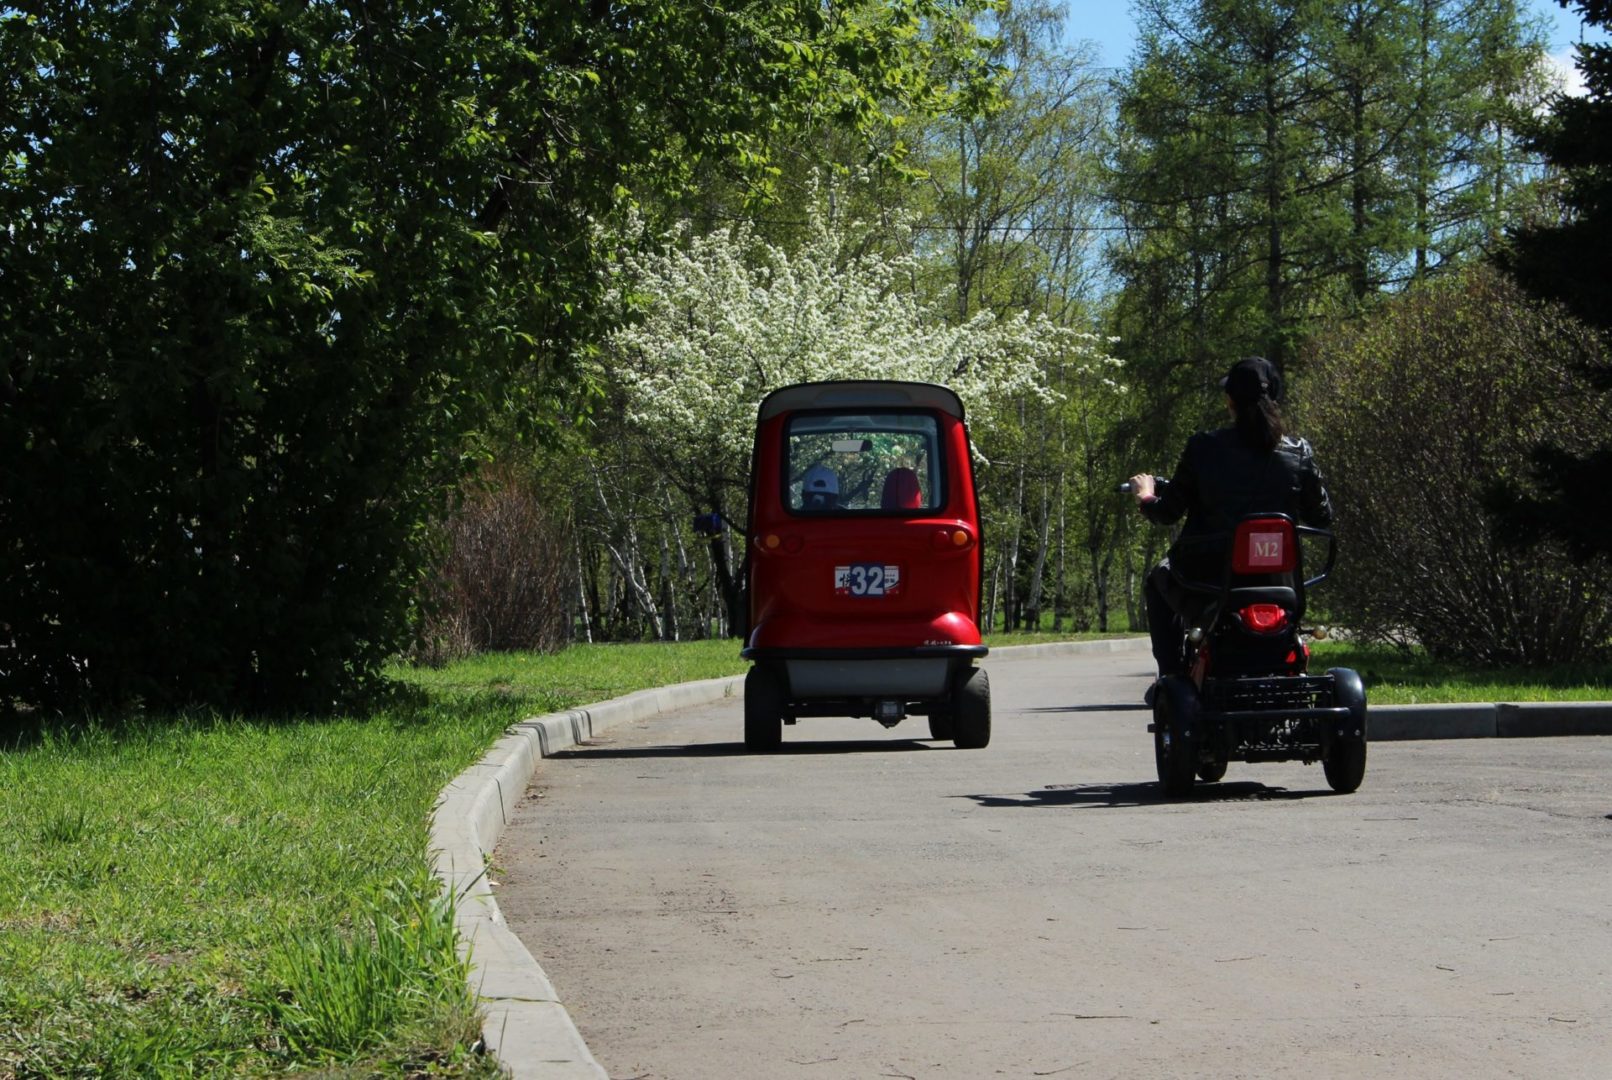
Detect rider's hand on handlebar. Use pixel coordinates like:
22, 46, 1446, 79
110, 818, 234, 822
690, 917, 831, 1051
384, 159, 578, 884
1127, 472, 1156, 504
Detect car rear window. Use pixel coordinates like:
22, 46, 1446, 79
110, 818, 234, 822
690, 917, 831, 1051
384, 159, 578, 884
784, 411, 943, 514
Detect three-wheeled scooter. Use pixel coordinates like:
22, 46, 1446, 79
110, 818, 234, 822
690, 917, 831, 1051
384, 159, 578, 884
740, 380, 991, 750
1125, 477, 1367, 796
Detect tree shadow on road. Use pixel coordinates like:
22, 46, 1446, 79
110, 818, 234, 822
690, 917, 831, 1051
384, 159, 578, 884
554, 738, 938, 758
952, 779, 1332, 808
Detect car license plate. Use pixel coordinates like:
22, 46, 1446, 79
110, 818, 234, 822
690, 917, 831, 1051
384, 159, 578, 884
834, 563, 901, 597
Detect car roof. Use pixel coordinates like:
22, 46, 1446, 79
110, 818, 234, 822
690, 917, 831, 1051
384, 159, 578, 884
757, 380, 964, 422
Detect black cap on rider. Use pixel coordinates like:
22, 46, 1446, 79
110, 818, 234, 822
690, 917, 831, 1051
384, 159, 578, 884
1220, 356, 1283, 404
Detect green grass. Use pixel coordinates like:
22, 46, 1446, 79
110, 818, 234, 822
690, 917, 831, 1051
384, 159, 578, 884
0, 640, 770, 1077
401, 638, 750, 708
0, 705, 506, 1077
1309, 641, 1612, 705
5, 631, 1604, 1074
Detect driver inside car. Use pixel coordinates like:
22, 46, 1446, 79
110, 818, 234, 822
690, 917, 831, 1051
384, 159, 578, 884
1127, 356, 1334, 686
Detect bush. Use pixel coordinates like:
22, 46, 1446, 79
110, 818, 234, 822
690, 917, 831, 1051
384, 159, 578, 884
413, 468, 573, 665
1301, 266, 1612, 665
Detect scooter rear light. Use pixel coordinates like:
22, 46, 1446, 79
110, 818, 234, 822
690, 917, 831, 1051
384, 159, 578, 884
1237, 604, 1289, 633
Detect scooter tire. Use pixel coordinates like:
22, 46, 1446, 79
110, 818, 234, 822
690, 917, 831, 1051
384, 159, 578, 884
1323, 667, 1368, 794
1153, 675, 1199, 798
744, 665, 784, 752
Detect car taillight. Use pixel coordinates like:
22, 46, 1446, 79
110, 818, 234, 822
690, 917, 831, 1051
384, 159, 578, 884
1237, 604, 1289, 633
758, 533, 804, 554
933, 528, 973, 550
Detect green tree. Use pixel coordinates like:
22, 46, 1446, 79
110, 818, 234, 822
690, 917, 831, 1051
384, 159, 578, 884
1400, 0, 1551, 275
1107, 0, 1548, 387
0, 1, 994, 712
1495, 1, 1612, 563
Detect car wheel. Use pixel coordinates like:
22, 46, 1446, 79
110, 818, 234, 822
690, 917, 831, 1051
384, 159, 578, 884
744, 665, 784, 752
952, 667, 991, 749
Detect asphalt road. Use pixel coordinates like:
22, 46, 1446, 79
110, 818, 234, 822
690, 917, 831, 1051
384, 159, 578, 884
495, 651, 1612, 1080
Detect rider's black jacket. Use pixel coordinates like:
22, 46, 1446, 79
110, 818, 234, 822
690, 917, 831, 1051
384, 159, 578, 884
1142, 427, 1333, 586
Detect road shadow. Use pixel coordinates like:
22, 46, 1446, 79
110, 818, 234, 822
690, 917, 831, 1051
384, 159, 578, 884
952, 779, 1330, 809
1025, 703, 1150, 714
555, 738, 940, 759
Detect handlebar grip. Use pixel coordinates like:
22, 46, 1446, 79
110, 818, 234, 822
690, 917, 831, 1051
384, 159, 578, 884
1116, 476, 1168, 495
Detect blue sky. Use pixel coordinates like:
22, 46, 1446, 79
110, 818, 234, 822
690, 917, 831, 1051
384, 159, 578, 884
1067, 0, 1606, 91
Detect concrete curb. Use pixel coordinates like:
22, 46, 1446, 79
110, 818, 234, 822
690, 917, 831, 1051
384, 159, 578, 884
429, 634, 1610, 1076
429, 674, 744, 1079
1371, 700, 1612, 741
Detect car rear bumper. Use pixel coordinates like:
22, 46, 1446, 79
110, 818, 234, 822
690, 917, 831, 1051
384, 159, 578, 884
741, 645, 988, 700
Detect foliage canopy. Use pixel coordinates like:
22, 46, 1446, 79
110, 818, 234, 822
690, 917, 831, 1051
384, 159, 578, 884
0, 0, 993, 712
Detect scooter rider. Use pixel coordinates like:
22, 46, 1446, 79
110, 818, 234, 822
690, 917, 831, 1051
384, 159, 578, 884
1127, 356, 1334, 682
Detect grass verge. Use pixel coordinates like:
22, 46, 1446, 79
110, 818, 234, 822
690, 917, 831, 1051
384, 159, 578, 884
1309, 641, 1612, 705
0, 641, 758, 1076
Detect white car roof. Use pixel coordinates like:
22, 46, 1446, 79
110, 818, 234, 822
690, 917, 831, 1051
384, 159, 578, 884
757, 380, 964, 422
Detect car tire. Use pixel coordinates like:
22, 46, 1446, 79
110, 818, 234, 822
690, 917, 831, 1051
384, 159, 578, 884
928, 709, 956, 741
744, 665, 784, 752
952, 667, 991, 749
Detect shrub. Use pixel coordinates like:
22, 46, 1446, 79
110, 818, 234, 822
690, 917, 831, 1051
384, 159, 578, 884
1301, 266, 1612, 665
413, 468, 573, 665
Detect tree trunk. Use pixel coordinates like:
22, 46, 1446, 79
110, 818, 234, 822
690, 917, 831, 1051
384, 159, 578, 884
1025, 475, 1053, 631
574, 549, 593, 644
1003, 399, 1028, 629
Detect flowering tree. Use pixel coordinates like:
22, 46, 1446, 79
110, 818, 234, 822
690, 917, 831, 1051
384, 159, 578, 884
611, 205, 1115, 486
601, 199, 1120, 630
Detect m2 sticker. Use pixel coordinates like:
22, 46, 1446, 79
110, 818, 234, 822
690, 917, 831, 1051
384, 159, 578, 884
834, 563, 901, 597
1245, 531, 1286, 569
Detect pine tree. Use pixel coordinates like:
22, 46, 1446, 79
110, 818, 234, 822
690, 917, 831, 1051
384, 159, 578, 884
1493, 0, 1612, 562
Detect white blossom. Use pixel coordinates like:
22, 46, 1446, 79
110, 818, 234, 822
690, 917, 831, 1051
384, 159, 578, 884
603, 197, 1118, 488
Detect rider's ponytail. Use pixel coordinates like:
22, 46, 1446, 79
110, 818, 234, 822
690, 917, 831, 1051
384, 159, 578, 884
1222, 356, 1287, 451
1234, 395, 1286, 452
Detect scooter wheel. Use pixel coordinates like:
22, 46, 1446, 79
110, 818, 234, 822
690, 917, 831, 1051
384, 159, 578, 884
1323, 668, 1368, 793
1153, 675, 1198, 798
952, 667, 991, 749
744, 665, 784, 751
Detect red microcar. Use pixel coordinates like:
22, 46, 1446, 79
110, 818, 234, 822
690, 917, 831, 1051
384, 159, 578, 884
740, 380, 991, 750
